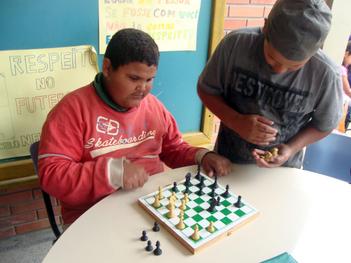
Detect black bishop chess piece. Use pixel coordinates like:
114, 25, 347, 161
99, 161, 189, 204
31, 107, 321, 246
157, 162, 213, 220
184, 172, 192, 187
153, 240, 162, 256
207, 198, 217, 213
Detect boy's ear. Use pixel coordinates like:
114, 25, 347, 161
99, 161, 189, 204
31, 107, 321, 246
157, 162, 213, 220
102, 58, 112, 78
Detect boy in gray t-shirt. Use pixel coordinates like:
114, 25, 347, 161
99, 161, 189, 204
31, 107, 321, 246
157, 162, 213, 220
198, 0, 343, 168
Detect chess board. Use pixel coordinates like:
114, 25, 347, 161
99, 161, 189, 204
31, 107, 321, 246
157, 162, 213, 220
138, 171, 259, 254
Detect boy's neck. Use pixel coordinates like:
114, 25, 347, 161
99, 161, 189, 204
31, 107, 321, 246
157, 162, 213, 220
93, 72, 128, 112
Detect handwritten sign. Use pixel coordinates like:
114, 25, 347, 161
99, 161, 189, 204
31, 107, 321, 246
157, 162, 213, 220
99, 0, 201, 53
0, 46, 98, 160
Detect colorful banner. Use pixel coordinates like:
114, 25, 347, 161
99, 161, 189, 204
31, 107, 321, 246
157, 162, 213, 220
99, 0, 201, 53
0, 46, 98, 160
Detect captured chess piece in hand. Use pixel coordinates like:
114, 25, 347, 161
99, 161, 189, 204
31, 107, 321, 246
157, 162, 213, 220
260, 147, 279, 161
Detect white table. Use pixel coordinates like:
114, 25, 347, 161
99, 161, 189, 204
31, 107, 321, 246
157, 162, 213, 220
43, 165, 351, 263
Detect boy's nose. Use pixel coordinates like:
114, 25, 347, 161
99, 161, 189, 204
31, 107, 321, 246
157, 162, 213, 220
136, 82, 147, 91
272, 64, 288, 74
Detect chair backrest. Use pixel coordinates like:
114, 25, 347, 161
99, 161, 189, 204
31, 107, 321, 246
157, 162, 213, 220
29, 141, 61, 242
303, 133, 351, 183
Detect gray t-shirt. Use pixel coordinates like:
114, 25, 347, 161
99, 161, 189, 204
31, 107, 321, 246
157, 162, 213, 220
198, 27, 343, 168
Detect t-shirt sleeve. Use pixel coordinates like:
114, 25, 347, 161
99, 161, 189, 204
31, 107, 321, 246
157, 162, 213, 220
310, 68, 344, 131
197, 37, 231, 96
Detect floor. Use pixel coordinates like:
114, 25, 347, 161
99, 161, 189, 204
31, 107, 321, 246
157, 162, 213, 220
0, 228, 54, 263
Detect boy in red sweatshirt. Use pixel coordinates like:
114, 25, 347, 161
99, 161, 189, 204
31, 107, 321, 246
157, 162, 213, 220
38, 28, 232, 226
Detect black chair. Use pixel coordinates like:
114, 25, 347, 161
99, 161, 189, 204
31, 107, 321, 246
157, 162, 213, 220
29, 141, 62, 243
303, 132, 351, 183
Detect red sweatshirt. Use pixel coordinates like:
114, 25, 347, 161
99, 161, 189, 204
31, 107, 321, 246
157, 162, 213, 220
38, 83, 201, 224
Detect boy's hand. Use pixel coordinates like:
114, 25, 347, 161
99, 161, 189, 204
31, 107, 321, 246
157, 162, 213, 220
122, 161, 149, 190
251, 144, 293, 168
234, 114, 278, 146
201, 152, 232, 177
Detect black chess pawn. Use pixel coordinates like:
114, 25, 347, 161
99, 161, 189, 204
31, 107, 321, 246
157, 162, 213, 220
171, 182, 179, 193
195, 164, 201, 180
183, 184, 190, 194
145, 240, 153, 251
210, 175, 218, 189
140, 230, 148, 241
152, 221, 160, 232
234, 195, 243, 208
210, 187, 216, 198
221, 184, 230, 198
216, 196, 221, 206
196, 184, 203, 195
153, 240, 162, 256
197, 176, 205, 187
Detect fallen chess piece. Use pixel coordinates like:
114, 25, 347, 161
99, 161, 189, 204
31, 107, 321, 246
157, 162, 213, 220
260, 147, 279, 161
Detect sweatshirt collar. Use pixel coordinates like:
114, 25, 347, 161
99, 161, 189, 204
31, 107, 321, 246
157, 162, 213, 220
93, 72, 128, 112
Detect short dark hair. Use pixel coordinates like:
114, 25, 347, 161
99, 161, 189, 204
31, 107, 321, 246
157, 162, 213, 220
346, 40, 351, 53
104, 28, 159, 69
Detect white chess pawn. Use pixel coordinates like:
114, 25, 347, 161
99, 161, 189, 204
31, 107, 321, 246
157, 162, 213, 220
191, 224, 200, 241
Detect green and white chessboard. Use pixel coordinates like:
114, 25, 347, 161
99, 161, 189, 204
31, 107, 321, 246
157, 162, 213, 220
138, 172, 259, 254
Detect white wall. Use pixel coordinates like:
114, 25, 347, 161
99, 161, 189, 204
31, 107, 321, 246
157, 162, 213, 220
323, 0, 351, 64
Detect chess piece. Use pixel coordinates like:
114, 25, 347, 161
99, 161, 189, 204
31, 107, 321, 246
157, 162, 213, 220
210, 175, 218, 189
153, 241, 162, 256
176, 211, 185, 230
216, 196, 221, 206
152, 222, 160, 232
158, 186, 163, 199
207, 198, 217, 213
210, 187, 216, 198
191, 224, 200, 241
206, 221, 215, 233
197, 176, 205, 187
234, 195, 243, 208
166, 203, 175, 218
271, 147, 279, 157
221, 184, 230, 198
166, 197, 174, 210
152, 194, 161, 208
183, 184, 190, 194
145, 240, 153, 251
179, 199, 186, 211
171, 182, 179, 192
195, 164, 201, 180
184, 172, 191, 187
183, 193, 189, 203
170, 191, 177, 202
140, 230, 148, 241
196, 184, 203, 195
